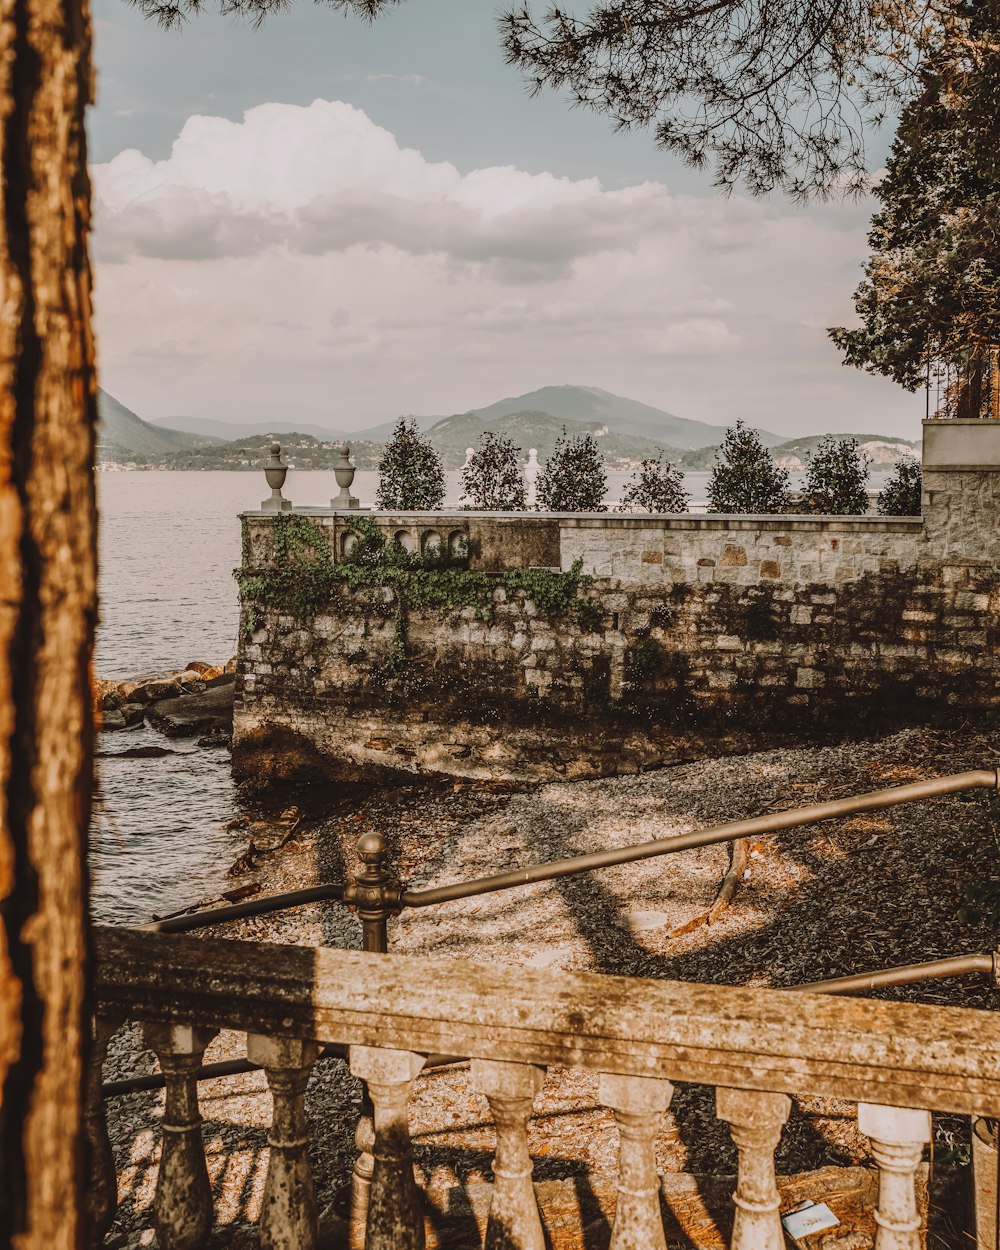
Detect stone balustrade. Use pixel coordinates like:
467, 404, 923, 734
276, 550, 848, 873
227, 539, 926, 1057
89, 926, 1000, 1248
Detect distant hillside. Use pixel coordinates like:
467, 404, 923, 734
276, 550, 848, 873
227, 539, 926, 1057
151, 415, 348, 443
116, 433, 385, 472
98, 390, 222, 456
417, 385, 783, 450
678, 433, 919, 473
427, 410, 679, 469
770, 433, 919, 470
145, 384, 781, 450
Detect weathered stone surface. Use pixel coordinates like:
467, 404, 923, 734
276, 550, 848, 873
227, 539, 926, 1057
234, 482, 998, 783
120, 702, 145, 727
139, 678, 183, 702
95, 927, 1000, 1117
146, 681, 234, 738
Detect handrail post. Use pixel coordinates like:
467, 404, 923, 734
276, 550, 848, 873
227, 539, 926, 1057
344, 831, 404, 1229
345, 831, 401, 954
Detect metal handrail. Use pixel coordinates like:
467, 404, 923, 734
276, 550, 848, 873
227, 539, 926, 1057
401, 769, 999, 908
794, 952, 999, 996
145, 882, 346, 934
102, 765, 999, 1098
142, 768, 999, 933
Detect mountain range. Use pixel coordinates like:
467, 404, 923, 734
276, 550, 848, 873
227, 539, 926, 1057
149, 384, 783, 450
101, 383, 917, 471
97, 390, 222, 457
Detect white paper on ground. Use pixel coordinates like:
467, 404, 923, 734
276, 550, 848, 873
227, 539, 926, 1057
781, 1200, 840, 1239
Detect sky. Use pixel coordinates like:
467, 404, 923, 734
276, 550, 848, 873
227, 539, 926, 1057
89, 0, 923, 440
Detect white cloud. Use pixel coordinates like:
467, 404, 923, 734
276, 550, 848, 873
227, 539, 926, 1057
91, 100, 922, 437
94, 101, 680, 278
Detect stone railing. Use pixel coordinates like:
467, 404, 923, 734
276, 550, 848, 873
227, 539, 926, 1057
89, 926, 1000, 1249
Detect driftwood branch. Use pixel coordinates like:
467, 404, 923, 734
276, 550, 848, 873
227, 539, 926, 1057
669, 838, 750, 938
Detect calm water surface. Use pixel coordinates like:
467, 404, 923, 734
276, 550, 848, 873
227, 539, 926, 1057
90, 467, 890, 922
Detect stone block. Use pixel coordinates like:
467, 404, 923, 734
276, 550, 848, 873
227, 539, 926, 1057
759, 560, 781, 579
795, 667, 825, 689
719, 544, 748, 567
707, 670, 738, 689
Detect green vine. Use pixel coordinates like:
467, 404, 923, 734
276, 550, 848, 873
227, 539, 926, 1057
234, 514, 600, 662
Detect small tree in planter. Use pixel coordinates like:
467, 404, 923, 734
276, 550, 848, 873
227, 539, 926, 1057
376, 417, 446, 510
877, 455, 922, 515
619, 452, 690, 513
802, 435, 872, 514
707, 419, 791, 513
536, 427, 607, 512
461, 430, 527, 510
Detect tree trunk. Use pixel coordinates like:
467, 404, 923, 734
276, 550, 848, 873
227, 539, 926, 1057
0, 0, 97, 1238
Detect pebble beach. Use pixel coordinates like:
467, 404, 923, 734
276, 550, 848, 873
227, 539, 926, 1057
102, 722, 999, 1247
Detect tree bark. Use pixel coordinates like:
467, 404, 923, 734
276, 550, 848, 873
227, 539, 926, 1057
0, 0, 97, 1237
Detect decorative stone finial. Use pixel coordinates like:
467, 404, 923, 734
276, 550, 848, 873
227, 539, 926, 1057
261, 442, 292, 512
330, 443, 361, 510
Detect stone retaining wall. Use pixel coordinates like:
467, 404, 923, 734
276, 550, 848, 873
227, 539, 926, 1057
233, 421, 1000, 783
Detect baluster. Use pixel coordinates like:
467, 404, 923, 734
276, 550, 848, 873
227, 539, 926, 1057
858, 1103, 931, 1250
144, 1023, 218, 1250
471, 1059, 545, 1250
716, 1087, 790, 1250
599, 1072, 674, 1250
349, 1045, 425, 1250
349, 1093, 376, 1229
84, 1013, 123, 1245
246, 1033, 320, 1250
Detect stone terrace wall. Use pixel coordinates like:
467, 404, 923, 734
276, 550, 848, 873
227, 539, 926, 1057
232, 422, 1000, 784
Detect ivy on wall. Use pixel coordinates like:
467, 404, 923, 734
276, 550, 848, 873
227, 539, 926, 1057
235, 515, 602, 664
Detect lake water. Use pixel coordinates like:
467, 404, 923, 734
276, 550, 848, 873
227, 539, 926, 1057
90, 467, 892, 923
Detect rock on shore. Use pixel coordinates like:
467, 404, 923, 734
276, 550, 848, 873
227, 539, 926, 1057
96, 659, 235, 737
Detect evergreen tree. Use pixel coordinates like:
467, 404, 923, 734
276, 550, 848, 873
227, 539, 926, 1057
536, 428, 607, 512
877, 456, 922, 516
707, 420, 791, 514
829, 6, 1000, 411
619, 452, 689, 513
461, 430, 527, 510
376, 417, 446, 510
801, 435, 871, 515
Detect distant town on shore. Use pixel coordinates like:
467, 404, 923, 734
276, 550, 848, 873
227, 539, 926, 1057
96, 383, 919, 474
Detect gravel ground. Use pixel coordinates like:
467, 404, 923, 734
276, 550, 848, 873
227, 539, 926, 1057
103, 722, 1000, 1247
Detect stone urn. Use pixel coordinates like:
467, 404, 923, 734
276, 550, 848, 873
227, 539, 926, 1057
261, 443, 291, 512
330, 444, 361, 510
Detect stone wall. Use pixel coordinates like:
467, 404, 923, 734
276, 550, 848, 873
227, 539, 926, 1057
233, 421, 1000, 784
